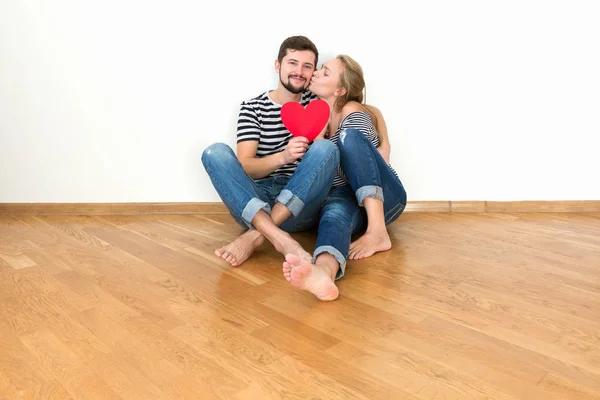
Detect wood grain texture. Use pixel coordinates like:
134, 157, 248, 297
2, 200, 600, 215
0, 212, 599, 399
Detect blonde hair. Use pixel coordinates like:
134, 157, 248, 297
334, 54, 379, 132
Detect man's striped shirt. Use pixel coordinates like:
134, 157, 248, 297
237, 90, 318, 177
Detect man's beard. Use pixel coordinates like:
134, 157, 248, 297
281, 74, 306, 94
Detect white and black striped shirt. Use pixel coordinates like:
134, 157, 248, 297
237, 90, 318, 177
329, 111, 398, 187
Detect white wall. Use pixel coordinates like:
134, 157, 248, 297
1, 0, 599, 202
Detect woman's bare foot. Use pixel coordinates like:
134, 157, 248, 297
282, 254, 339, 301
348, 229, 392, 260
215, 230, 264, 266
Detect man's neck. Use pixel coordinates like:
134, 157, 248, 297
269, 87, 303, 105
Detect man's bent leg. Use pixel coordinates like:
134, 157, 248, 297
240, 140, 339, 264
278, 140, 340, 232
201, 143, 271, 266
251, 210, 312, 263
202, 143, 272, 227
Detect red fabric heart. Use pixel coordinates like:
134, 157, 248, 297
281, 99, 330, 142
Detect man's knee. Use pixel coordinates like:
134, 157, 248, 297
202, 143, 235, 166
307, 139, 339, 164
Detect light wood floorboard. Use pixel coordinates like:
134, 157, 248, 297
0, 212, 599, 399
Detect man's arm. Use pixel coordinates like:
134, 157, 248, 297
237, 138, 310, 180
236, 101, 282, 179
237, 141, 283, 180
236, 98, 310, 179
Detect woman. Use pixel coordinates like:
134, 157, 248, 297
282, 55, 407, 301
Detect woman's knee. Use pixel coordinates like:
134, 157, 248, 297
336, 128, 367, 152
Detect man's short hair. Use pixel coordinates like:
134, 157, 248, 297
277, 35, 319, 66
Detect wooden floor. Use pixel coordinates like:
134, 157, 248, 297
0, 212, 599, 400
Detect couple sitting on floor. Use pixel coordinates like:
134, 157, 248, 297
202, 35, 407, 301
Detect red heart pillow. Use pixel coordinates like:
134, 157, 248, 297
281, 99, 330, 141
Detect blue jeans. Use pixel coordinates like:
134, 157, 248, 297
313, 128, 407, 279
201, 140, 339, 232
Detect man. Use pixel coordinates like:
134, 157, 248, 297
202, 35, 338, 266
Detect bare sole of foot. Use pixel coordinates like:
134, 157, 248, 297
282, 254, 339, 301
348, 230, 392, 260
215, 230, 264, 266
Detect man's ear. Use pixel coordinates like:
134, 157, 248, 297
274, 59, 281, 73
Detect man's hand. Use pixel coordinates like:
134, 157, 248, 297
281, 137, 309, 164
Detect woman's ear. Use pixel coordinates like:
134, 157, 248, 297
334, 87, 347, 98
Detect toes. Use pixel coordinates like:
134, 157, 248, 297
355, 249, 373, 260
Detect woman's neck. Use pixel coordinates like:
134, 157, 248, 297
319, 96, 341, 134
328, 110, 343, 135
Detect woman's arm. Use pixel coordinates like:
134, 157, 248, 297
365, 105, 391, 164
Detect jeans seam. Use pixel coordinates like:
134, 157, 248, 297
385, 202, 406, 224
203, 158, 237, 213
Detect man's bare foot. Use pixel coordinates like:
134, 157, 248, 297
348, 229, 392, 260
282, 254, 339, 301
215, 230, 264, 266
272, 231, 312, 263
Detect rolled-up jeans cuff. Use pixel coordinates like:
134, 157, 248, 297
276, 189, 305, 217
241, 198, 271, 229
356, 185, 384, 207
313, 245, 347, 281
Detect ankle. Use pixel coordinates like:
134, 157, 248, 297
250, 230, 264, 240
273, 231, 295, 251
246, 229, 261, 237
366, 225, 388, 235
315, 260, 338, 281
